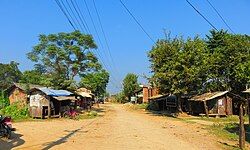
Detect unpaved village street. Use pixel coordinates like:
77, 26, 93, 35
1, 103, 222, 150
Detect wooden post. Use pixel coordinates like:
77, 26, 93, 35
203, 101, 209, 118
248, 99, 250, 126
239, 102, 245, 149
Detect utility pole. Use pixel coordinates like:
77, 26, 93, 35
239, 102, 245, 149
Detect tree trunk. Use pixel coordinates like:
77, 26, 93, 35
203, 101, 209, 118
177, 94, 182, 113
239, 102, 245, 149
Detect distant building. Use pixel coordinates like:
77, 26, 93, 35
134, 85, 159, 103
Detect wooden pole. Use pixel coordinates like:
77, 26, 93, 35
203, 101, 209, 118
239, 102, 245, 149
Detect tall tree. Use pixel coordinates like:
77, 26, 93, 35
148, 35, 208, 95
206, 30, 250, 93
0, 61, 22, 91
80, 69, 109, 97
27, 31, 101, 90
122, 73, 139, 101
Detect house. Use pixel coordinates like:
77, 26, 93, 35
189, 91, 233, 117
29, 87, 77, 118
148, 94, 180, 113
75, 88, 94, 109
6, 83, 41, 105
134, 85, 159, 103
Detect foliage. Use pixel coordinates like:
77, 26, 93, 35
0, 91, 9, 110
148, 30, 250, 95
0, 61, 22, 91
122, 73, 139, 100
80, 69, 109, 97
205, 30, 250, 93
27, 31, 101, 90
1, 102, 29, 120
114, 92, 127, 103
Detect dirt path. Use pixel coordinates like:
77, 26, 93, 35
0, 103, 221, 150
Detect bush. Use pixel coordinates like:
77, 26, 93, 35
1, 102, 29, 120
0, 91, 9, 109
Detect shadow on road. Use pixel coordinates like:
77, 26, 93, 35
41, 128, 81, 150
0, 132, 25, 150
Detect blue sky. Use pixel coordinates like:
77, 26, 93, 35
0, 0, 249, 93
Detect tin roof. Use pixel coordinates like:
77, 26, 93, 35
189, 91, 228, 101
36, 87, 73, 96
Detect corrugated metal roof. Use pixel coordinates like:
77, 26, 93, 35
189, 91, 228, 101
38, 87, 73, 96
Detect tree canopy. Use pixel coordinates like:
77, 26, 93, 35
0, 61, 22, 91
27, 31, 102, 90
80, 69, 109, 97
122, 73, 139, 100
148, 30, 250, 95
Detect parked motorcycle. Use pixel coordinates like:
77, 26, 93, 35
62, 107, 78, 119
0, 115, 15, 139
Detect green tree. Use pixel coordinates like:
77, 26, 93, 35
122, 73, 139, 101
80, 69, 109, 97
206, 30, 250, 93
27, 31, 101, 90
148, 35, 208, 95
0, 61, 22, 91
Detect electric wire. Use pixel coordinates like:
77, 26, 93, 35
65, 0, 85, 32
206, 0, 235, 33
92, 0, 122, 87
54, 0, 77, 30
55, 0, 121, 90
71, 0, 91, 33
119, 0, 156, 44
186, 0, 218, 31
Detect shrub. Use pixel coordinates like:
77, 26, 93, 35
0, 91, 9, 110
1, 102, 29, 120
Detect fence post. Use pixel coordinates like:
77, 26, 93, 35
239, 102, 245, 149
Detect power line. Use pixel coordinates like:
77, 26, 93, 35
92, 0, 122, 85
82, 0, 111, 70
55, 0, 121, 90
119, 0, 156, 44
80, 0, 121, 89
65, 0, 85, 32
72, 0, 91, 33
54, 0, 76, 30
186, 0, 218, 31
206, 0, 235, 34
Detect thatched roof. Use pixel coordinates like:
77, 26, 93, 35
189, 91, 228, 101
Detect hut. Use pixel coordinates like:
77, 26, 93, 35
75, 88, 94, 109
148, 94, 178, 112
29, 87, 77, 118
6, 83, 41, 105
189, 91, 233, 117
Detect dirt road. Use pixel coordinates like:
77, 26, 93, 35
0, 103, 221, 150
